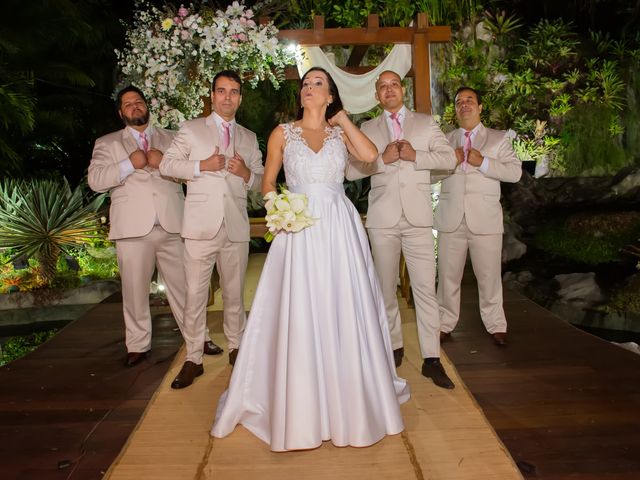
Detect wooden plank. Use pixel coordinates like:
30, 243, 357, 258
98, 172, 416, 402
278, 25, 450, 47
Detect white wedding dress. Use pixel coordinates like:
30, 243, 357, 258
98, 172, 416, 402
211, 123, 410, 452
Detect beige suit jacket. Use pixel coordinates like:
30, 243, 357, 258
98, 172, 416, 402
433, 123, 522, 235
159, 114, 263, 242
88, 127, 184, 240
346, 111, 456, 228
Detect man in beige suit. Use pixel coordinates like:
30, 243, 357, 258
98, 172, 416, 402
435, 86, 522, 346
346, 70, 457, 389
88, 86, 197, 367
160, 70, 264, 389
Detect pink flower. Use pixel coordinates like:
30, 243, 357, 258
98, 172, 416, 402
173, 16, 182, 25
178, 6, 188, 18
245, 9, 254, 18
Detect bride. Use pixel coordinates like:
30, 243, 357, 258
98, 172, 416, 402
211, 67, 410, 452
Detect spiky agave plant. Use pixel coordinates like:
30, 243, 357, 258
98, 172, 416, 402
0, 178, 106, 285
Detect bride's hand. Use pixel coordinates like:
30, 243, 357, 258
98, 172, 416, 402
328, 109, 350, 128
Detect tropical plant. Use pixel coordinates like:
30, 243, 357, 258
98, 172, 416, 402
0, 178, 106, 285
0, 0, 105, 178
0, 329, 59, 366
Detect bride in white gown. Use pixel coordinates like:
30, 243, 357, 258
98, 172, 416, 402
211, 67, 410, 452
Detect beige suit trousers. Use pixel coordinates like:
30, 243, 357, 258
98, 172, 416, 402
183, 223, 249, 364
437, 217, 506, 334
368, 216, 440, 359
116, 226, 187, 353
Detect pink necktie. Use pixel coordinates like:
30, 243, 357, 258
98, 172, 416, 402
140, 132, 149, 152
462, 131, 471, 171
390, 112, 402, 140
222, 122, 231, 151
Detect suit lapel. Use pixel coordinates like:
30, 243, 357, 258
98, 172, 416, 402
474, 123, 488, 152
233, 123, 244, 154
120, 128, 139, 156
374, 115, 391, 147
403, 110, 416, 140
205, 113, 221, 149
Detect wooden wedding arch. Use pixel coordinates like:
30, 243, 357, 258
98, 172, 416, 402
277, 12, 451, 114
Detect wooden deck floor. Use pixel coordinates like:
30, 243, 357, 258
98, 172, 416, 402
1, 255, 639, 479
443, 269, 640, 480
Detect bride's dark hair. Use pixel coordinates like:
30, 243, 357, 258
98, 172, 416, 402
296, 67, 344, 121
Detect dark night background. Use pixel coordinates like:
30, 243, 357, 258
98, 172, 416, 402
1, 0, 638, 184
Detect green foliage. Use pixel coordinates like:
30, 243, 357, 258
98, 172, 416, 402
0, 0, 107, 178
0, 178, 106, 284
331, 0, 378, 27
70, 244, 119, 280
437, 13, 639, 176
0, 329, 59, 366
559, 104, 627, 175
534, 213, 640, 265
606, 274, 640, 315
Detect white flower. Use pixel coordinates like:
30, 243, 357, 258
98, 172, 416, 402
262, 189, 317, 242
289, 196, 306, 214
116, 1, 295, 128
274, 198, 290, 211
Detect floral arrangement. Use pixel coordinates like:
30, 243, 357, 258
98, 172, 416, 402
115, 1, 295, 128
263, 189, 316, 242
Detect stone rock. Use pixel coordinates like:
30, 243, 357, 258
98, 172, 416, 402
502, 227, 527, 262
502, 167, 640, 229
610, 169, 640, 198
503, 270, 534, 294
554, 272, 604, 306
612, 342, 640, 355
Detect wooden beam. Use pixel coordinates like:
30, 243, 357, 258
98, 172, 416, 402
278, 25, 450, 46
412, 13, 432, 113
284, 65, 416, 80
366, 13, 379, 33
346, 45, 369, 67
313, 15, 324, 32
279, 27, 413, 45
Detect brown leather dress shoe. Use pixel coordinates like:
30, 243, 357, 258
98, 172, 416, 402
440, 331, 451, 342
492, 332, 507, 346
393, 347, 404, 368
229, 349, 239, 366
204, 341, 223, 355
421, 358, 455, 389
170, 361, 204, 389
125, 351, 148, 367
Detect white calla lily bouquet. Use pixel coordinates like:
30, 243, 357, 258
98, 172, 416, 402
263, 188, 317, 242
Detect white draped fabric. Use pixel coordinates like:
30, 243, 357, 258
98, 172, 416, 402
296, 45, 412, 114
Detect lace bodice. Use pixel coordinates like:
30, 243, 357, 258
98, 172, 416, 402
281, 123, 346, 186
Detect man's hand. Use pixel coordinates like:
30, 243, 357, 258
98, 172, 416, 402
397, 140, 416, 162
454, 147, 465, 166
227, 153, 250, 182
129, 150, 147, 169
381, 142, 401, 164
200, 147, 226, 172
467, 148, 483, 167
146, 149, 163, 169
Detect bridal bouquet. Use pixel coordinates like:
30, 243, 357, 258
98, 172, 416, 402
263, 189, 316, 242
